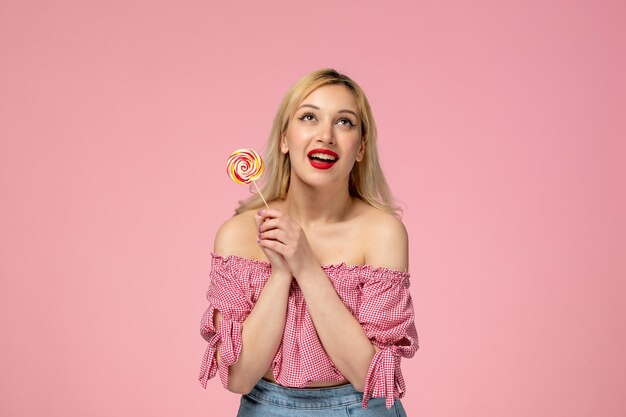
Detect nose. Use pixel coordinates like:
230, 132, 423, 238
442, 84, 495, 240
318, 121, 335, 145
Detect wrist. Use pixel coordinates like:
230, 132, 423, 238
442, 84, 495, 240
292, 261, 323, 282
269, 269, 293, 282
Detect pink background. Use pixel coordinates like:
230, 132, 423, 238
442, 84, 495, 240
1, 1, 624, 416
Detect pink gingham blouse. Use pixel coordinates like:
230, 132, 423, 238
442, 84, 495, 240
198, 253, 419, 409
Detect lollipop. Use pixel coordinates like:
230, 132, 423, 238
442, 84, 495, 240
226, 148, 269, 208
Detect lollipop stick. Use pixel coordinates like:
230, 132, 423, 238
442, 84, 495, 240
251, 180, 270, 209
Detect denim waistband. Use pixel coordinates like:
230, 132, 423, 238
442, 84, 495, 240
246, 379, 363, 409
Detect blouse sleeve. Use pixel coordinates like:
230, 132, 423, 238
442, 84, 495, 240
358, 269, 419, 409
198, 255, 252, 390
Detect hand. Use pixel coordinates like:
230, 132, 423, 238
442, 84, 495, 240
254, 211, 291, 276
256, 209, 318, 278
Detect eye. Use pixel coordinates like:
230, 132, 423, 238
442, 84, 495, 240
297, 112, 316, 122
336, 117, 355, 127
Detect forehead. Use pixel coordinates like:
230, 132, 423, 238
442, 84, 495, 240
298, 84, 358, 111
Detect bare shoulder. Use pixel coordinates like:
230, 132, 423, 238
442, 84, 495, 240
213, 209, 260, 259
357, 203, 409, 272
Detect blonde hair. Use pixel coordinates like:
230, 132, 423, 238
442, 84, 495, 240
235, 68, 400, 215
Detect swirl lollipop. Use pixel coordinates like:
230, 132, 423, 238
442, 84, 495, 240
226, 148, 269, 208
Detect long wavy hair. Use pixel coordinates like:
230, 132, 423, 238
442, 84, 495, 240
235, 69, 400, 215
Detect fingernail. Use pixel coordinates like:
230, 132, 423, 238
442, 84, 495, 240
257, 210, 264, 215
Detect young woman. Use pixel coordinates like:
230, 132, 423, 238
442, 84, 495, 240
199, 69, 418, 416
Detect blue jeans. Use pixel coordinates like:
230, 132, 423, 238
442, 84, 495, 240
237, 379, 408, 417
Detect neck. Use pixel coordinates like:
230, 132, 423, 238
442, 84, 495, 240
283, 178, 353, 225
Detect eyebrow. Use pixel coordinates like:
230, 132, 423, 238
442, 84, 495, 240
297, 104, 358, 118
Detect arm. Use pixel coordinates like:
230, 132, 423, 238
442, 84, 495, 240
295, 216, 409, 391
257, 209, 409, 392
214, 270, 291, 394
356, 268, 418, 409
211, 214, 293, 394
290, 266, 377, 391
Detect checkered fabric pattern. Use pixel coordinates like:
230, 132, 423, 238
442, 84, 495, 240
199, 253, 419, 410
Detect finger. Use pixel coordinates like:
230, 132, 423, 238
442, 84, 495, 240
255, 213, 276, 232
258, 218, 282, 233
259, 244, 280, 256
259, 228, 286, 244
257, 238, 287, 255
256, 208, 284, 221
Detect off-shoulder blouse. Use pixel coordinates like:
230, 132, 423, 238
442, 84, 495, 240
198, 253, 419, 409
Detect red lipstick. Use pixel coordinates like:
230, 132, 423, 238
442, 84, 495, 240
307, 149, 339, 170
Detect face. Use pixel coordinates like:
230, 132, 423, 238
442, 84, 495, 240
280, 84, 365, 189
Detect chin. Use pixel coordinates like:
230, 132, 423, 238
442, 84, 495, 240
298, 174, 347, 190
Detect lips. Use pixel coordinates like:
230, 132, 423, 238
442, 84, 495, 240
307, 148, 339, 170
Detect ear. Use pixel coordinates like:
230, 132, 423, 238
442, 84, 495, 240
280, 134, 289, 154
355, 136, 366, 162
